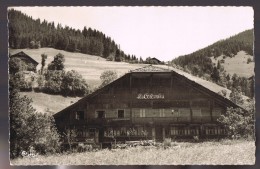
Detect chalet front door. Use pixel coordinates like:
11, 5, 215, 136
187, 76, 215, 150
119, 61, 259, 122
98, 128, 104, 143
155, 126, 163, 141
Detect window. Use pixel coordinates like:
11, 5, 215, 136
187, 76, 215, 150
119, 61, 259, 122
118, 110, 125, 118
159, 109, 165, 117
140, 109, 145, 117
75, 111, 84, 120
97, 110, 105, 118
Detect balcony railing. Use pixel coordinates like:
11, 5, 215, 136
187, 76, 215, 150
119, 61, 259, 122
132, 117, 191, 124
67, 116, 214, 126
87, 118, 131, 125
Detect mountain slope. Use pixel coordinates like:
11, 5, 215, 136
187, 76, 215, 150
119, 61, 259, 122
172, 29, 254, 98
172, 29, 253, 77
210, 51, 254, 77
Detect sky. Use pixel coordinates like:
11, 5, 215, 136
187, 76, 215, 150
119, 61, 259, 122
11, 7, 253, 61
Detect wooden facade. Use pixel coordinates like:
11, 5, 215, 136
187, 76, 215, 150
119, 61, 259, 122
54, 65, 241, 145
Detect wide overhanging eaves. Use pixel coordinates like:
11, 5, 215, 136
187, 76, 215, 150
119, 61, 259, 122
53, 65, 248, 118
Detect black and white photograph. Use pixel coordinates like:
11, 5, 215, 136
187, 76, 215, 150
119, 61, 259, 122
8, 6, 255, 165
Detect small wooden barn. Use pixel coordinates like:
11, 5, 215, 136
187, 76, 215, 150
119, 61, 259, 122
10, 51, 39, 72
53, 65, 245, 146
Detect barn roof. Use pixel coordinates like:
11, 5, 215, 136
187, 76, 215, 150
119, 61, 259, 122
10, 51, 39, 65
54, 65, 250, 117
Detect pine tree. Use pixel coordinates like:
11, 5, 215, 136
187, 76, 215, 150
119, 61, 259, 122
211, 67, 220, 82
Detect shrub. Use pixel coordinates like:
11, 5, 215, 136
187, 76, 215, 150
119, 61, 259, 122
47, 53, 65, 71
36, 74, 45, 91
61, 70, 90, 97
44, 70, 65, 94
9, 72, 33, 91
29, 40, 41, 49
247, 58, 252, 64
229, 87, 244, 105
218, 89, 227, 97
217, 107, 254, 139
9, 57, 27, 74
163, 138, 172, 149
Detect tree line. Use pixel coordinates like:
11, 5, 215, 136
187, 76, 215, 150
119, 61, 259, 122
8, 9, 141, 63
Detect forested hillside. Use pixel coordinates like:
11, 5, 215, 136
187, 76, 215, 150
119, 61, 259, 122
8, 9, 139, 63
173, 29, 253, 76
172, 29, 254, 98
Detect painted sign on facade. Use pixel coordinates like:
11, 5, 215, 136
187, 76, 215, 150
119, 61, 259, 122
137, 93, 165, 99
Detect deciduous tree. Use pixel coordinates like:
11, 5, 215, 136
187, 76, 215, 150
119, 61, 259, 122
61, 70, 90, 97
10, 89, 61, 158
48, 53, 65, 71
100, 70, 118, 88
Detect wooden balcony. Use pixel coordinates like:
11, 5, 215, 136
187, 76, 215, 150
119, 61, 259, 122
66, 116, 215, 127
132, 116, 213, 125
87, 118, 131, 126
132, 117, 190, 124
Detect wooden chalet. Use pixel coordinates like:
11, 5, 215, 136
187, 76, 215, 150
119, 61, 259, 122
53, 65, 245, 146
10, 51, 39, 72
148, 57, 162, 64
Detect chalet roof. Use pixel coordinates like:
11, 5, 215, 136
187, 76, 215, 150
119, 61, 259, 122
131, 65, 170, 72
157, 65, 249, 101
150, 57, 162, 63
54, 65, 250, 117
10, 51, 39, 65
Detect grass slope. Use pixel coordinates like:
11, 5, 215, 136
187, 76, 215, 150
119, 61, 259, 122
9, 48, 145, 87
20, 92, 81, 114
11, 140, 255, 165
9, 48, 145, 113
211, 51, 254, 77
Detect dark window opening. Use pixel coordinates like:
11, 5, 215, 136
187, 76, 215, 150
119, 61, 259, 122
75, 111, 84, 120
97, 111, 105, 118
118, 110, 125, 118
89, 128, 96, 137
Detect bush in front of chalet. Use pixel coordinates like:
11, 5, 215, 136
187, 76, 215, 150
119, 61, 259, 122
63, 129, 77, 152
10, 89, 61, 158
9, 72, 33, 91
61, 70, 90, 97
217, 107, 254, 139
43, 70, 65, 94
163, 138, 172, 149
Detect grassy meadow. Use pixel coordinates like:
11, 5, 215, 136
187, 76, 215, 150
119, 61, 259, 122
9, 48, 145, 88
211, 51, 254, 77
11, 140, 255, 165
10, 47, 144, 114
19, 92, 81, 114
